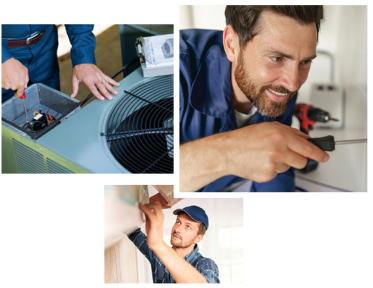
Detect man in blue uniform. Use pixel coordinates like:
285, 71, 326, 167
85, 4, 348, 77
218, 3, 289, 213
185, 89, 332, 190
180, 6, 330, 192
129, 200, 219, 283
2, 25, 119, 103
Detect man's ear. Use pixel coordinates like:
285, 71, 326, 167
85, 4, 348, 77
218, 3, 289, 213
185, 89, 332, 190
194, 234, 204, 244
223, 25, 239, 63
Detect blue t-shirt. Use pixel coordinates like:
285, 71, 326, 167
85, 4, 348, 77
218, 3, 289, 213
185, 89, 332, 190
180, 29, 297, 192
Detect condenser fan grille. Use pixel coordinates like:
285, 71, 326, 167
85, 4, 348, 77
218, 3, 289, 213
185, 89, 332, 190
102, 75, 173, 173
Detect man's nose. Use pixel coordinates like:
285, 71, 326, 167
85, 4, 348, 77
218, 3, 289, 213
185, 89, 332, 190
281, 62, 300, 92
174, 226, 182, 233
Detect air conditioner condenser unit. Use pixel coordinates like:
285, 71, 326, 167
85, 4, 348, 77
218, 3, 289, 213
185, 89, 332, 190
2, 68, 174, 174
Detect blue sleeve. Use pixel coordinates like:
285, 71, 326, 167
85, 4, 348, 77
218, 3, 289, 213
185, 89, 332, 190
251, 168, 295, 192
127, 228, 154, 262
199, 260, 220, 283
2, 41, 12, 63
64, 25, 96, 67
179, 31, 192, 140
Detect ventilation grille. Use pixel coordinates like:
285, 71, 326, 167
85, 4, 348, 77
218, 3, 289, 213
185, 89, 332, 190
47, 158, 73, 174
102, 75, 173, 174
12, 139, 45, 173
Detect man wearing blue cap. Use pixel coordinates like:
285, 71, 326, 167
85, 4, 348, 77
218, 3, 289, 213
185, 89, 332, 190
128, 201, 219, 283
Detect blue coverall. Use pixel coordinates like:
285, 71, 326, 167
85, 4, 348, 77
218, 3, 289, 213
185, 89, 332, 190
2, 24, 96, 102
180, 29, 297, 192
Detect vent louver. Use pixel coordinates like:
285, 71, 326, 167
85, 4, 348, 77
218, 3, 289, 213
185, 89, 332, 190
47, 158, 73, 174
12, 139, 45, 173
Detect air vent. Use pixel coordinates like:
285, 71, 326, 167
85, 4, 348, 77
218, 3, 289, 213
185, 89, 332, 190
12, 139, 45, 173
102, 75, 173, 173
47, 158, 73, 174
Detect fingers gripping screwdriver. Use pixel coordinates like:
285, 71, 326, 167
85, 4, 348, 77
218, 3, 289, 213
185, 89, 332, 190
307, 135, 367, 151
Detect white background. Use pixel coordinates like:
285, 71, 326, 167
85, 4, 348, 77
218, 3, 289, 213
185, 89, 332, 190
1, 1, 372, 288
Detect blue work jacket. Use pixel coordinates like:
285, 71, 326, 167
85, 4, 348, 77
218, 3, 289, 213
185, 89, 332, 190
2, 24, 96, 66
180, 29, 297, 192
2, 25, 96, 102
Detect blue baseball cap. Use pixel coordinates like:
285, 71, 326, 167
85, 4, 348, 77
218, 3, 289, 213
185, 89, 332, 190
173, 206, 209, 230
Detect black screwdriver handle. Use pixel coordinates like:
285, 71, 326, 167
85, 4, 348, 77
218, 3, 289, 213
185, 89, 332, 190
307, 135, 335, 151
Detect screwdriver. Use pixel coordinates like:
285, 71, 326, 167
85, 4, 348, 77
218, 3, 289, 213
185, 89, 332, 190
18, 91, 29, 123
307, 135, 367, 151
20, 91, 29, 123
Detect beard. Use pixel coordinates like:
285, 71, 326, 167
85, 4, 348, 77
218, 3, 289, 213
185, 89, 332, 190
170, 232, 196, 249
234, 51, 297, 118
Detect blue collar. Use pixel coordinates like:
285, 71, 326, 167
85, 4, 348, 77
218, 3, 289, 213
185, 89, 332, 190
184, 244, 201, 263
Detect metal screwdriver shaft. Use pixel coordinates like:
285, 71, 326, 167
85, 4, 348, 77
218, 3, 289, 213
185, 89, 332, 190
20, 91, 29, 123
335, 139, 367, 145
307, 135, 367, 151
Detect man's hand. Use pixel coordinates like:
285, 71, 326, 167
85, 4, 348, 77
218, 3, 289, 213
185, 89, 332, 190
180, 121, 330, 191
139, 202, 165, 251
1, 57, 29, 98
71, 64, 120, 100
223, 121, 329, 182
149, 193, 171, 209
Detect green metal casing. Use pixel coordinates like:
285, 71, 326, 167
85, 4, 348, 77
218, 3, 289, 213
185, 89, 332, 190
2, 125, 89, 173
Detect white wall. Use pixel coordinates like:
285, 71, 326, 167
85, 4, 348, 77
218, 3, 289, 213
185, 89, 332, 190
180, 5, 226, 30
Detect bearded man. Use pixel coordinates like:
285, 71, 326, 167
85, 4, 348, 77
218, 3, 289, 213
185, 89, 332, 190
128, 201, 219, 283
180, 5, 330, 192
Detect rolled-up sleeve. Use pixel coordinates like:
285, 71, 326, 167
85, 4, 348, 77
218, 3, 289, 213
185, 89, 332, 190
65, 24, 96, 67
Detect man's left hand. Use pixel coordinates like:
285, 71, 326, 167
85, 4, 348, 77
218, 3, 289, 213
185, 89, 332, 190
139, 202, 165, 251
71, 64, 120, 100
149, 193, 171, 209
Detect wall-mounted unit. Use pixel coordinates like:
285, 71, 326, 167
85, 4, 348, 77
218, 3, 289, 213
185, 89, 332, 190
104, 185, 148, 249
2, 68, 174, 173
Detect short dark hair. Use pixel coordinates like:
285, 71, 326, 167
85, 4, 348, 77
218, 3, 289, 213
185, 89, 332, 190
225, 5, 324, 49
178, 212, 207, 236
198, 222, 207, 236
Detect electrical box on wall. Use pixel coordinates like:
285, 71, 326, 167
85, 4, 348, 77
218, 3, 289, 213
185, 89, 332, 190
310, 83, 344, 129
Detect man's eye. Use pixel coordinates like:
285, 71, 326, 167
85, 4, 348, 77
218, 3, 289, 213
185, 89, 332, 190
302, 60, 313, 65
271, 56, 282, 62
187, 226, 191, 229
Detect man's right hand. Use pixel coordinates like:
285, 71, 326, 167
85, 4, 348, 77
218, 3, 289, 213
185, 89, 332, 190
139, 202, 165, 251
1, 58, 29, 98
180, 121, 330, 191
222, 121, 329, 182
